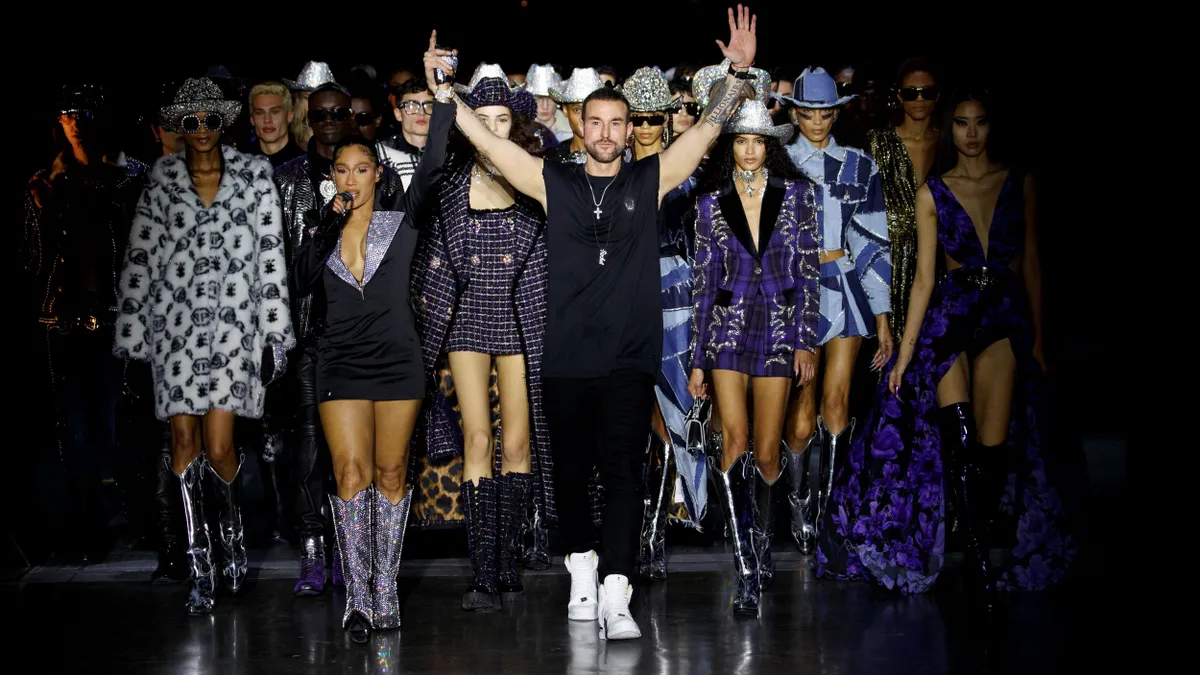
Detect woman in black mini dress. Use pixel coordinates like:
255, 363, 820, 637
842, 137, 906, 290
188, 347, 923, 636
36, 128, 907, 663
291, 75, 452, 643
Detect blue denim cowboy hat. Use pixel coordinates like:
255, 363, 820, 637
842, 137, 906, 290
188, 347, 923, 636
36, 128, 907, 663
773, 67, 856, 109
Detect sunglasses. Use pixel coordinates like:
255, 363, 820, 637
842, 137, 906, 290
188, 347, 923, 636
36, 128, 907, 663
180, 113, 223, 133
307, 107, 354, 124
355, 111, 375, 127
400, 100, 435, 115
632, 114, 665, 126
677, 102, 699, 117
899, 85, 940, 102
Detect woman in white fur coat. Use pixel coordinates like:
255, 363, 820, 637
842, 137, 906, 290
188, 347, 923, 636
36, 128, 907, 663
113, 78, 296, 616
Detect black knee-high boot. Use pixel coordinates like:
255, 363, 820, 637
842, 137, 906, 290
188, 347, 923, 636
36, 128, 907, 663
462, 478, 500, 611
497, 473, 533, 600
638, 431, 671, 581
753, 455, 783, 590
938, 403, 996, 616
152, 448, 188, 583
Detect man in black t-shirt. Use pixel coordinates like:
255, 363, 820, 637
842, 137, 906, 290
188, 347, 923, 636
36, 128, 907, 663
428, 7, 758, 640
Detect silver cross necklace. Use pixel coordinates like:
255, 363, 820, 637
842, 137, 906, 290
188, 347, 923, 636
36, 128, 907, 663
585, 173, 616, 265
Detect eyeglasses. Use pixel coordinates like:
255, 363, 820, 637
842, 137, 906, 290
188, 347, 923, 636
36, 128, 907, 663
307, 107, 354, 124
677, 102, 699, 117
899, 85, 939, 102
400, 101, 435, 115
180, 113, 223, 133
632, 114, 665, 126
355, 111, 375, 127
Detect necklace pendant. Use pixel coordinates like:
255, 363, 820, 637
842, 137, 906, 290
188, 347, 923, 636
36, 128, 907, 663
593, 205, 602, 220
598, 248, 607, 266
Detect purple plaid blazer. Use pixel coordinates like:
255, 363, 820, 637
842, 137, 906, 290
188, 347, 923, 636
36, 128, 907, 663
691, 176, 821, 370
410, 158, 554, 520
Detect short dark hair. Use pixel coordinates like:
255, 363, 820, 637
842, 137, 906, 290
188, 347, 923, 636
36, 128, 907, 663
896, 56, 937, 86
394, 76, 429, 99
582, 86, 629, 120
332, 135, 379, 166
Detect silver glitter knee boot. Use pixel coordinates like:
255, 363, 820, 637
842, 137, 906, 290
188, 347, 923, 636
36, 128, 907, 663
179, 455, 215, 616
371, 487, 413, 630
331, 487, 374, 644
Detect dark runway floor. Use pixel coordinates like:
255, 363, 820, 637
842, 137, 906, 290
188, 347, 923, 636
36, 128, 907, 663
6, 550, 1121, 675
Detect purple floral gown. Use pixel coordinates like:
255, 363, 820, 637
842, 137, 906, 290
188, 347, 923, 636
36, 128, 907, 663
816, 171, 1076, 593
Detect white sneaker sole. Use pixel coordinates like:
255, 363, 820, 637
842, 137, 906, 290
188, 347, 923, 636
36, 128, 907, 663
600, 622, 642, 640
568, 604, 599, 622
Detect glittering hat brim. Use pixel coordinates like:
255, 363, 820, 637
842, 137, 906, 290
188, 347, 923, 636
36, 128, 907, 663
549, 83, 603, 104
158, 99, 242, 132
774, 92, 857, 109
692, 60, 770, 108
725, 119, 794, 143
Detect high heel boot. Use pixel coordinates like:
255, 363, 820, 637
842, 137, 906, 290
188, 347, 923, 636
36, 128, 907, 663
710, 453, 760, 616
638, 431, 671, 581
152, 452, 188, 583
331, 487, 374, 644
497, 473, 533, 600
938, 403, 997, 618
815, 417, 853, 535
178, 455, 216, 615
753, 455, 784, 590
372, 487, 413, 629
461, 478, 500, 611
782, 436, 817, 554
206, 454, 248, 594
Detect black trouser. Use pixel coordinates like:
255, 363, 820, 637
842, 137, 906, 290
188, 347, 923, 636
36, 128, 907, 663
40, 326, 123, 546
288, 339, 329, 539
544, 369, 655, 579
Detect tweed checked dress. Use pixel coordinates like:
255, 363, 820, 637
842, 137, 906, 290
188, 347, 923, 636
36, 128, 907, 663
445, 205, 522, 355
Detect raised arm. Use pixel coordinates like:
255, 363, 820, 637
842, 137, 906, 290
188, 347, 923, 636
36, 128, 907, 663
423, 31, 547, 210
397, 93, 454, 220
659, 5, 757, 203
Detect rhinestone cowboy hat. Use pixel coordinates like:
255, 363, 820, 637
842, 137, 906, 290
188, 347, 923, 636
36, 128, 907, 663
691, 59, 770, 109
58, 83, 104, 114
456, 64, 537, 119
159, 77, 242, 132
620, 67, 673, 112
774, 67, 856, 109
724, 99, 794, 143
525, 64, 562, 97
283, 61, 335, 92
549, 67, 605, 104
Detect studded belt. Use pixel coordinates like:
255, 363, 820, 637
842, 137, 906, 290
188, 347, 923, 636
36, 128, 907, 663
40, 313, 116, 332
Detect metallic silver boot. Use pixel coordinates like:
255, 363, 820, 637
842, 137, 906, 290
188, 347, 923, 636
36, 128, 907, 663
331, 487, 374, 643
815, 417, 854, 534
206, 454, 248, 594
754, 455, 784, 590
178, 455, 215, 616
709, 453, 760, 616
638, 431, 671, 581
372, 488, 413, 629
783, 436, 818, 554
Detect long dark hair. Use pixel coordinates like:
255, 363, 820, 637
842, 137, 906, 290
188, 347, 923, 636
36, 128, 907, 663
696, 133, 805, 195
934, 86, 1000, 175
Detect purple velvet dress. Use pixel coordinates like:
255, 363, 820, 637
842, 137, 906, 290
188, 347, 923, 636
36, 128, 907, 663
816, 171, 1077, 593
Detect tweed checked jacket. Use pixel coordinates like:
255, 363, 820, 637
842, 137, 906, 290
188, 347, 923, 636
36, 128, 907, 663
411, 158, 555, 520
275, 154, 403, 340
691, 177, 821, 371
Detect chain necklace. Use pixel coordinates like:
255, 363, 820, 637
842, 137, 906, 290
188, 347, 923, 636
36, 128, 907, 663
734, 167, 768, 198
585, 173, 616, 265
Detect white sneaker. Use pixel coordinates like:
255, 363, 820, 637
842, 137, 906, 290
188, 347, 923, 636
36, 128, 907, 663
565, 551, 599, 621
597, 574, 641, 640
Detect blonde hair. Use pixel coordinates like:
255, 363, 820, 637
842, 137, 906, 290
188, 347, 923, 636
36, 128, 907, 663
249, 82, 294, 114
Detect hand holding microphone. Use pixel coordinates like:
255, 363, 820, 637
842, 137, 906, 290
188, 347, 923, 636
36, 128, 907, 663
332, 191, 355, 217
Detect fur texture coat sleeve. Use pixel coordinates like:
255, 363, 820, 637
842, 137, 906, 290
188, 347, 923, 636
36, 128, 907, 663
113, 147, 295, 421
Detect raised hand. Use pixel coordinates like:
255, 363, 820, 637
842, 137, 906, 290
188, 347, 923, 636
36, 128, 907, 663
423, 30, 458, 94
715, 4, 757, 68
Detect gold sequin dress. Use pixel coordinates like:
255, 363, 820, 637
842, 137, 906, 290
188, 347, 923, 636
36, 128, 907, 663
868, 128, 918, 341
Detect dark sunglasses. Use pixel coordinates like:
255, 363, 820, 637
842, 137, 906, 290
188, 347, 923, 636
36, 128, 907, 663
307, 107, 354, 124
632, 114, 665, 126
400, 100, 435, 115
180, 113, 223, 133
678, 102, 699, 117
899, 85, 939, 102
355, 111, 375, 127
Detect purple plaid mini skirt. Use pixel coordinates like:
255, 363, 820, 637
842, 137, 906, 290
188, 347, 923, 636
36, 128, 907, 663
710, 292, 793, 378
446, 207, 522, 355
